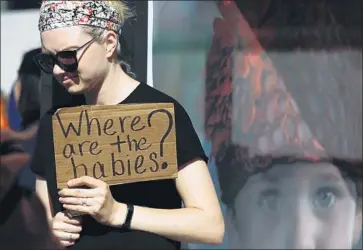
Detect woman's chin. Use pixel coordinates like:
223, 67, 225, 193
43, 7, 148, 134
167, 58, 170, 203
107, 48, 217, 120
60, 78, 84, 94
64, 84, 84, 94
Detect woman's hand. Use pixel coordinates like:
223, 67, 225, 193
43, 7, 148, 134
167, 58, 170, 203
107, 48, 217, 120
58, 176, 121, 226
52, 211, 82, 247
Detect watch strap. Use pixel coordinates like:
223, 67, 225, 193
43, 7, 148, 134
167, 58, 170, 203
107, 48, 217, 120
121, 203, 134, 229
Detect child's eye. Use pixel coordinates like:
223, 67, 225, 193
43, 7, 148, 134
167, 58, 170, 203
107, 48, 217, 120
313, 187, 339, 210
257, 189, 280, 212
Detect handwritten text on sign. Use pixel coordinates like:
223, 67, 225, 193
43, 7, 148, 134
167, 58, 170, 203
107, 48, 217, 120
52, 103, 177, 189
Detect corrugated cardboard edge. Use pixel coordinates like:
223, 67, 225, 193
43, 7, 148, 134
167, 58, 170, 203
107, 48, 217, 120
57, 173, 178, 189
52, 103, 175, 116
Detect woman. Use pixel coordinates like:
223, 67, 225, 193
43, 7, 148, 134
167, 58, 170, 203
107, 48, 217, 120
31, 1, 224, 249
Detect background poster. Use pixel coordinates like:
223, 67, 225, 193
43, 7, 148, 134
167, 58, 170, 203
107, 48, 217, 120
152, 1, 362, 249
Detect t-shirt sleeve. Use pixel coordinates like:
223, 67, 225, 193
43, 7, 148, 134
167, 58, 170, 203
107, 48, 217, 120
174, 102, 208, 168
30, 113, 53, 177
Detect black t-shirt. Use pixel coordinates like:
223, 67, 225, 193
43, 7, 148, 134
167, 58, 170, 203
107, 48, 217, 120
31, 83, 208, 249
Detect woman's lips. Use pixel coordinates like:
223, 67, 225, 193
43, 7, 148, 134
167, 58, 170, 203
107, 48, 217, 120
63, 75, 77, 81
61, 76, 78, 85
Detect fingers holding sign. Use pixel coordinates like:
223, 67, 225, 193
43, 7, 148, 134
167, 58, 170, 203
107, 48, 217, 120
59, 176, 119, 226
52, 211, 82, 247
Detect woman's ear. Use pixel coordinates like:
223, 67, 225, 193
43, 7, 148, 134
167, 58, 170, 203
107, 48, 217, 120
103, 31, 118, 60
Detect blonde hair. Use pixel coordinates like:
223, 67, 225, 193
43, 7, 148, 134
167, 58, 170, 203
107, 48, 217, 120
103, 0, 135, 25
82, 1, 136, 77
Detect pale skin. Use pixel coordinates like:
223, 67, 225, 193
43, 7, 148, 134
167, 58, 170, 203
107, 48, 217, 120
226, 163, 362, 249
35, 25, 224, 247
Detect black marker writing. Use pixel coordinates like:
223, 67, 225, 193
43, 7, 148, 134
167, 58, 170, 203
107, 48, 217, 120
56, 110, 83, 138
147, 109, 173, 169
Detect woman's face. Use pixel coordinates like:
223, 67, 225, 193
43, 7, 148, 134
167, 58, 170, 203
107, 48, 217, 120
40, 26, 111, 94
227, 163, 362, 249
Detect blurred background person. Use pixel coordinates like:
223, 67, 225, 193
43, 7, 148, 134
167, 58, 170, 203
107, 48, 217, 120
15, 48, 41, 131
6, 80, 22, 131
205, 1, 362, 249
9, 47, 42, 191
0, 129, 60, 249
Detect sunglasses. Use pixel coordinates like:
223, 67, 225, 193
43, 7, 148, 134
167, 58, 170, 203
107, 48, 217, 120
34, 36, 99, 74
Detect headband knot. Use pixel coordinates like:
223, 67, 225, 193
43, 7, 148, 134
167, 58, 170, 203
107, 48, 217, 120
38, 1, 122, 33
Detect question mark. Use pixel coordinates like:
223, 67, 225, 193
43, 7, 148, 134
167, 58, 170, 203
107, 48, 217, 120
147, 109, 173, 170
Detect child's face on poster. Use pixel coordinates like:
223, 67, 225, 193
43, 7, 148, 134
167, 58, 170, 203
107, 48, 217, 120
226, 163, 362, 249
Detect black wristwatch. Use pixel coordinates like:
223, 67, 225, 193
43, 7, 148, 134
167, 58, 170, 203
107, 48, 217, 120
121, 204, 134, 230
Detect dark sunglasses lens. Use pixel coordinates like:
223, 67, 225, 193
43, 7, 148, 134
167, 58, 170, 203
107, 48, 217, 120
34, 54, 54, 73
56, 51, 78, 72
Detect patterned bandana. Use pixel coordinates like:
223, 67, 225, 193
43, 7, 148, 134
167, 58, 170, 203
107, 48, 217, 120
38, 1, 123, 33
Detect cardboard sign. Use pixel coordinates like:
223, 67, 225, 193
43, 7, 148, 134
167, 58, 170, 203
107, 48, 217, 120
52, 103, 177, 189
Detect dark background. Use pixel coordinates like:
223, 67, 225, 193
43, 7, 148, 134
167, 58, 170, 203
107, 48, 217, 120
6, 0, 40, 10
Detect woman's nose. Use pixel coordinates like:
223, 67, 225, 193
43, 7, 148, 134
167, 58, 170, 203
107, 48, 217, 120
53, 64, 64, 75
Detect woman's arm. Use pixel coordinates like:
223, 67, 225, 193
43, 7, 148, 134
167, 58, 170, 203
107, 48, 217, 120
35, 175, 54, 223
59, 102, 224, 244
111, 159, 225, 245
60, 159, 225, 244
